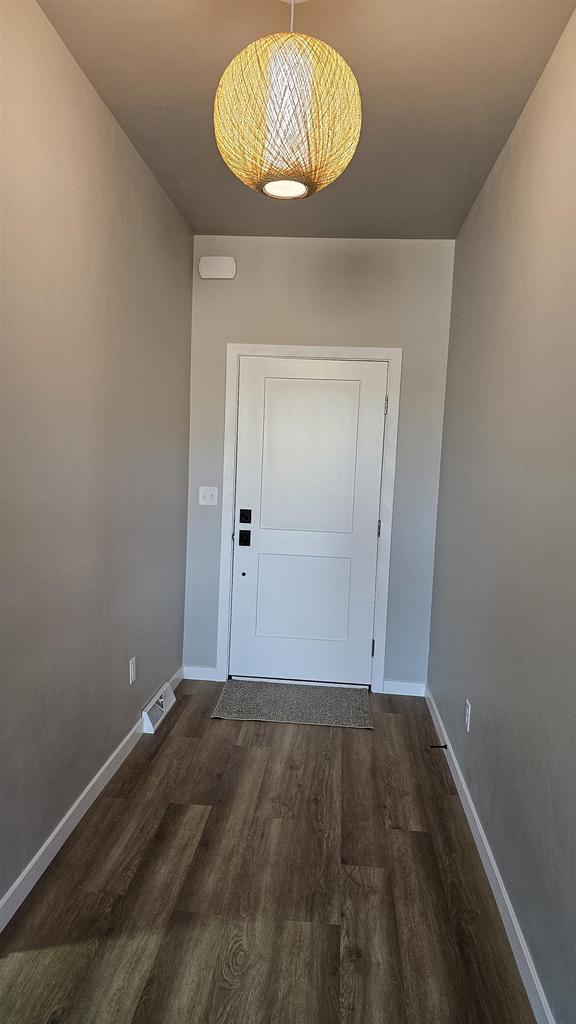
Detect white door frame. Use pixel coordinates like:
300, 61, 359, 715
215, 344, 402, 693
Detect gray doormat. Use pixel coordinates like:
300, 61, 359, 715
212, 678, 373, 730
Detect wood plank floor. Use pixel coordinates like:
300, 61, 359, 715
0, 682, 535, 1024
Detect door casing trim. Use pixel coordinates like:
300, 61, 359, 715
216, 344, 402, 693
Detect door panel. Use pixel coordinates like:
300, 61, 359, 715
255, 553, 352, 640
260, 377, 360, 533
229, 356, 388, 684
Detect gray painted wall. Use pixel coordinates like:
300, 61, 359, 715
184, 236, 454, 685
0, 2, 193, 898
428, 14, 575, 1022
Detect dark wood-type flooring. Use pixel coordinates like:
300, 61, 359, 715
0, 681, 535, 1023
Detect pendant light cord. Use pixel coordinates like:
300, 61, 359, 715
290, 0, 295, 32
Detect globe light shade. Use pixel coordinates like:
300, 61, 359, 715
214, 32, 362, 199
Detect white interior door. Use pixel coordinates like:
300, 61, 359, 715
229, 356, 388, 684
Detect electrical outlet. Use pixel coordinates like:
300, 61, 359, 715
129, 657, 137, 686
465, 699, 472, 733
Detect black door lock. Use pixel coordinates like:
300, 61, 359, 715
238, 530, 251, 546
239, 509, 252, 523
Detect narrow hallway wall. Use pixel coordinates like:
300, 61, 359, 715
0, 2, 193, 902
429, 14, 576, 1021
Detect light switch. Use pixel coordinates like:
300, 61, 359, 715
199, 486, 218, 506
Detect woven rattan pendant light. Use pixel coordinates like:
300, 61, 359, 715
214, 0, 361, 199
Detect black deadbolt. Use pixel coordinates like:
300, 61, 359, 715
239, 508, 252, 523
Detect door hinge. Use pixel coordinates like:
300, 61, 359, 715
384, 393, 389, 416
377, 519, 381, 538
371, 638, 375, 657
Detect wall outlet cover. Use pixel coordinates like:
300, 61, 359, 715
465, 698, 472, 733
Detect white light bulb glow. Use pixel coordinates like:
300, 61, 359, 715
263, 180, 309, 199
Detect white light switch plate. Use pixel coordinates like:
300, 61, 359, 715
199, 486, 218, 506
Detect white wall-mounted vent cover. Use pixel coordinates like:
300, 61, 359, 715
142, 681, 176, 734
198, 256, 236, 280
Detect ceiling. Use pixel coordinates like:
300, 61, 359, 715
39, 0, 575, 238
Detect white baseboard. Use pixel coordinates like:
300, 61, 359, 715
376, 679, 426, 697
166, 665, 184, 690
425, 688, 555, 1024
182, 665, 223, 682
0, 664, 184, 935
0, 718, 142, 933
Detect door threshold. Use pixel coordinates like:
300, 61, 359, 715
230, 675, 370, 690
